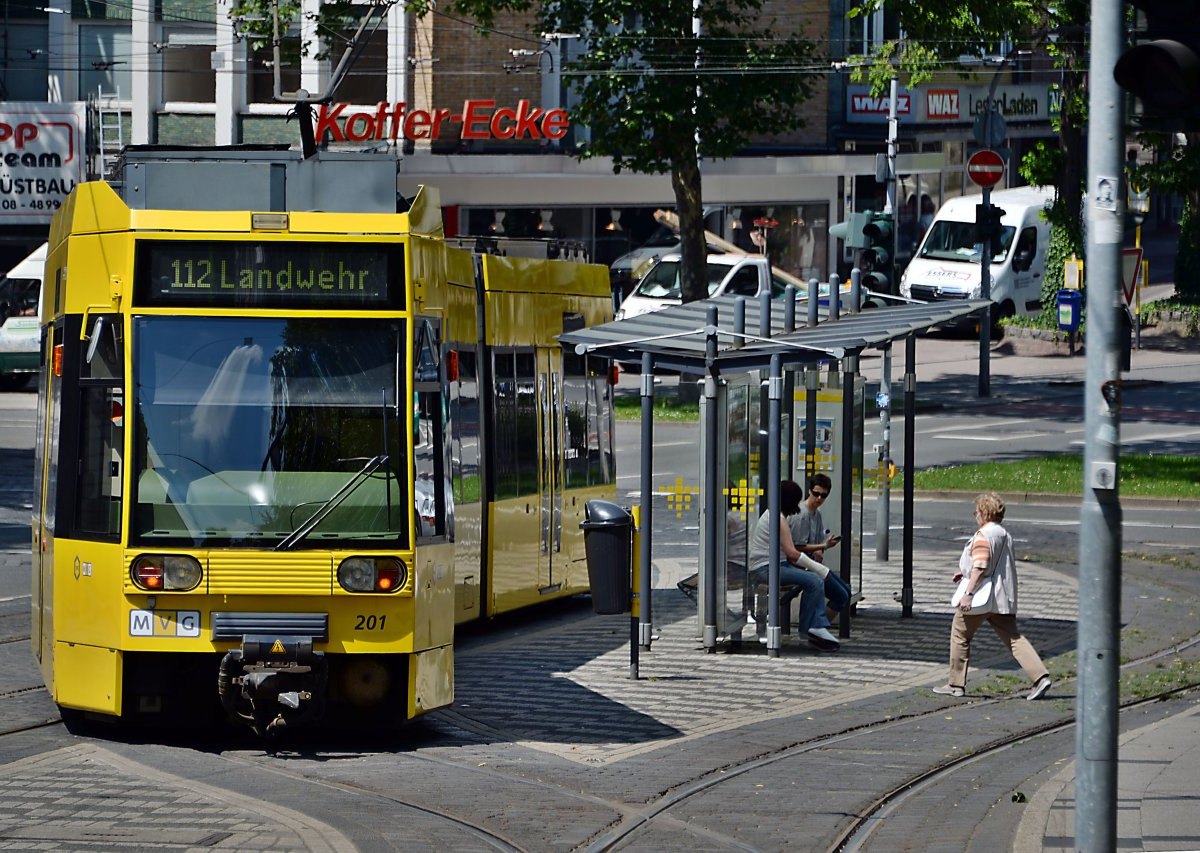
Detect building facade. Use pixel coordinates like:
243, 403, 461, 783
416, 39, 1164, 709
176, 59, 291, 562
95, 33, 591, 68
1, 0, 1060, 279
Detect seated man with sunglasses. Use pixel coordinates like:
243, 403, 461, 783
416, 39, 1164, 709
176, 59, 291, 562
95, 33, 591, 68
747, 479, 840, 651
788, 474, 852, 627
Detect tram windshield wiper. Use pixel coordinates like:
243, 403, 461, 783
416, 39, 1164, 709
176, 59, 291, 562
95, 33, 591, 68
275, 454, 388, 551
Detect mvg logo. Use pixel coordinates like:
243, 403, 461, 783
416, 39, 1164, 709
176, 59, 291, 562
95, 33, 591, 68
850, 94, 911, 115
129, 609, 201, 638
926, 89, 960, 120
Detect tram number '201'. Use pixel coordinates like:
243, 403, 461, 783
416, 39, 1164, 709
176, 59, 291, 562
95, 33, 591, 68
355, 614, 387, 631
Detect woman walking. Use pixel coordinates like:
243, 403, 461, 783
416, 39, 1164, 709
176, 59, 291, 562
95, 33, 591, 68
933, 493, 1053, 700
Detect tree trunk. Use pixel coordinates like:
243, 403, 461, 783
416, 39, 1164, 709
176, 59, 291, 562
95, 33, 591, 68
1058, 72, 1085, 246
671, 151, 707, 304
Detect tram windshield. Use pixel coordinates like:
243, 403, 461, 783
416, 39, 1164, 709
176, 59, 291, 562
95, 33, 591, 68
132, 316, 407, 548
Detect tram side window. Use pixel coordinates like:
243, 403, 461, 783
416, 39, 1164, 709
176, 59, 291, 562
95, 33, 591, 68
514, 351, 539, 496
450, 349, 480, 507
491, 349, 537, 501
562, 352, 614, 488
414, 319, 449, 539
74, 315, 125, 538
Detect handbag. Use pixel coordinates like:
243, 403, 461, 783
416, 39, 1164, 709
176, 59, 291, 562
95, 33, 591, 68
951, 576, 994, 610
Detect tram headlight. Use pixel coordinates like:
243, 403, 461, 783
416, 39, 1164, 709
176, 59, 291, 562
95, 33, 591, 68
131, 554, 203, 591
338, 557, 407, 593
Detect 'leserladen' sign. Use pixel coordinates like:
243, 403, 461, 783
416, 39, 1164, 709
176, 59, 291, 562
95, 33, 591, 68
315, 99, 570, 143
0, 101, 86, 225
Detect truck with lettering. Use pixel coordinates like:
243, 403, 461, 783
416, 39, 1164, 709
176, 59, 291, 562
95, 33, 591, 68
899, 185, 1054, 331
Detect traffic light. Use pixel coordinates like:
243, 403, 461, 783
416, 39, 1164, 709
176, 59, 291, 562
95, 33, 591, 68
861, 212, 893, 292
975, 204, 1006, 244
829, 212, 871, 249
1114, 0, 1200, 126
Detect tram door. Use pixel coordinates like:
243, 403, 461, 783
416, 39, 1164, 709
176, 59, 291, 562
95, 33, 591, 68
537, 347, 565, 594
489, 347, 565, 613
31, 322, 62, 666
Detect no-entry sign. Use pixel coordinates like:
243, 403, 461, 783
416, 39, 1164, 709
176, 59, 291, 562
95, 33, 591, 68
967, 149, 1006, 188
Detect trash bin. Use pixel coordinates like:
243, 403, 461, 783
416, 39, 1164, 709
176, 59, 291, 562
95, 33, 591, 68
1056, 289, 1082, 333
580, 500, 633, 614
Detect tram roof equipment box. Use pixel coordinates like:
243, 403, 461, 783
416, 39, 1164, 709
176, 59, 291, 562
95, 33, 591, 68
115, 145, 400, 214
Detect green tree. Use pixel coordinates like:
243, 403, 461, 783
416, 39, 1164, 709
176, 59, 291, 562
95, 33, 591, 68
230, 0, 819, 304
846, 1, 1089, 317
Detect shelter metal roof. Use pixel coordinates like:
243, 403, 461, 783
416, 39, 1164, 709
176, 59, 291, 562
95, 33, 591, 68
560, 296, 993, 374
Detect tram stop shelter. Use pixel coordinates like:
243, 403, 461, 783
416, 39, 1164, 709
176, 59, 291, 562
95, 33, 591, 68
560, 290, 988, 661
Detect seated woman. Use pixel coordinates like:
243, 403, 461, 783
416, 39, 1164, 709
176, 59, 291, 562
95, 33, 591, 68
747, 480, 840, 652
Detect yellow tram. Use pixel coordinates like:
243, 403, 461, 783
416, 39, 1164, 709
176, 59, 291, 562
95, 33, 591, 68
30, 148, 615, 734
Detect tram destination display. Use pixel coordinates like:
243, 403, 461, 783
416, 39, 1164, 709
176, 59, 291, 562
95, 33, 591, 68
134, 241, 401, 308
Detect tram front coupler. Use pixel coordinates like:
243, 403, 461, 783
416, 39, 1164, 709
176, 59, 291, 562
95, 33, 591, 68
218, 635, 328, 736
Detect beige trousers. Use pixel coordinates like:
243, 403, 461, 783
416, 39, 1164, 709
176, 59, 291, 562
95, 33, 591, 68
948, 610, 1049, 688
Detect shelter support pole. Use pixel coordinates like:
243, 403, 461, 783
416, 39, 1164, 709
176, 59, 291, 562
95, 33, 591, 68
783, 288, 796, 478
875, 343, 892, 561
702, 305, 719, 651
638, 351, 655, 654
838, 354, 856, 640
766, 355, 783, 657
902, 334, 915, 617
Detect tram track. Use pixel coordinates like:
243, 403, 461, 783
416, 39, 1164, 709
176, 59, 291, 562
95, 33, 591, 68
581, 634, 1200, 852
213, 749, 534, 852
200, 631, 1200, 853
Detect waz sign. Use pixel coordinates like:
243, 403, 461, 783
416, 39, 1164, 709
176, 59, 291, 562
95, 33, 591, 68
315, 99, 570, 143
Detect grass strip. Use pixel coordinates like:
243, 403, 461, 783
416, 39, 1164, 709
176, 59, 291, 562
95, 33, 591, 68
899, 454, 1200, 500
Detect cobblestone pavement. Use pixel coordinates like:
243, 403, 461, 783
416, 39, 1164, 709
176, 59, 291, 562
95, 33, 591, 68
446, 550, 1078, 766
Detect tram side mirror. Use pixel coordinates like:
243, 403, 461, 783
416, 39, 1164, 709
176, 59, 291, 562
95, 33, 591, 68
85, 315, 107, 364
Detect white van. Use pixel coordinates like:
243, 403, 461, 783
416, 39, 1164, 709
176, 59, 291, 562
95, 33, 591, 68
0, 242, 46, 390
899, 186, 1054, 327
615, 253, 789, 320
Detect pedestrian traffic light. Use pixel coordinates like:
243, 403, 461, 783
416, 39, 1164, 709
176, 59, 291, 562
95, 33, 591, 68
1114, 0, 1200, 126
861, 212, 893, 292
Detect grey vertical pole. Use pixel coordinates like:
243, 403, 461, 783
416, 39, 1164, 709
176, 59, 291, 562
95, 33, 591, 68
850, 268, 862, 312
766, 353, 783, 657
759, 290, 771, 338
829, 274, 841, 322
734, 297, 746, 350
838, 354, 856, 639
783, 287, 796, 478
1078, 0, 1123, 848
702, 305, 720, 652
875, 343, 892, 560
902, 334, 915, 618
638, 352, 655, 658
805, 280, 819, 486
979, 183, 992, 397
